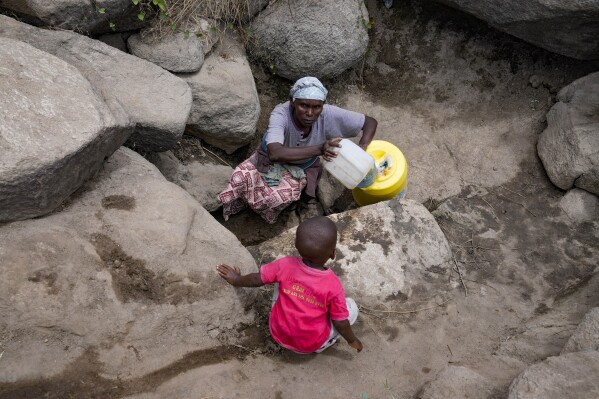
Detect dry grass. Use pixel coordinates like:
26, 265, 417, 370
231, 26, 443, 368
154, 0, 253, 32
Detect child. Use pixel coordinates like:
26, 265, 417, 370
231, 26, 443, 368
216, 216, 363, 354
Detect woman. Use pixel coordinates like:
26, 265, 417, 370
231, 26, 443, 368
218, 77, 377, 223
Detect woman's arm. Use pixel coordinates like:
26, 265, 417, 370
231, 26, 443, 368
267, 138, 343, 162
358, 115, 378, 150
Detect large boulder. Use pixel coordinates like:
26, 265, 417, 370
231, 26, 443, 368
0, 0, 147, 35
416, 365, 502, 399
128, 30, 205, 73
0, 38, 132, 222
128, 20, 216, 73
538, 72, 599, 195
181, 33, 260, 153
0, 15, 192, 152
250, 0, 370, 80
0, 147, 257, 383
507, 351, 599, 399
251, 198, 455, 306
561, 307, 599, 354
147, 151, 233, 212
434, 0, 599, 60
559, 188, 599, 223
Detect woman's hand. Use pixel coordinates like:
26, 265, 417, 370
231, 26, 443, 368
321, 137, 343, 161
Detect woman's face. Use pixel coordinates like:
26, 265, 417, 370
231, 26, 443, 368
292, 99, 324, 129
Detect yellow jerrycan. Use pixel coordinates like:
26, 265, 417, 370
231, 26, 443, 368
352, 140, 408, 206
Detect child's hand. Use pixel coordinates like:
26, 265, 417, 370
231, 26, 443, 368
348, 339, 363, 353
216, 264, 241, 286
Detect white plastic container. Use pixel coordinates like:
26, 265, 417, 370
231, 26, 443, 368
323, 139, 375, 189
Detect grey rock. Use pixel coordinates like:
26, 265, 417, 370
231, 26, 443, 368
507, 351, 599, 398
416, 365, 502, 399
250, 0, 370, 79
184, 162, 233, 212
297, 202, 324, 221
529, 75, 542, 89
0, 0, 147, 35
0, 147, 257, 382
181, 33, 260, 154
559, 188, 599, 223
434, 0, 599, 59
538, 72, 599, 195
252, 198, 454, 306
128, 29, 205, 73
147, 151, 232, 212
562, 307, 599, 354
317, 169, 347, 212
0, 38, 132, 222
146, 151, 190, 182
0, 15, 192, 152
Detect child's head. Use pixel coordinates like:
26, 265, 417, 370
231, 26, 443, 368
295, 216, 337, 265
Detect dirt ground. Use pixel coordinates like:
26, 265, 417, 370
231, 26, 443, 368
1, 0, 598, 398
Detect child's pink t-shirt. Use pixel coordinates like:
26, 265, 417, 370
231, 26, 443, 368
260, 256, 349, 353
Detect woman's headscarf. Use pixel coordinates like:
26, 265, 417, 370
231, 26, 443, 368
290, 77, 328, 102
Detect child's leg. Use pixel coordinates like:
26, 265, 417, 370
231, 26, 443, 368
271, 283, 279, 308
315, 298, 359, 353
346, 297, 359, 325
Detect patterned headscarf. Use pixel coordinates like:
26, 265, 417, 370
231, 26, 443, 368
290, 76, 328, 102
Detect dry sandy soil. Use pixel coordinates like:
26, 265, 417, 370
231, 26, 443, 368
1, 0, 598, 398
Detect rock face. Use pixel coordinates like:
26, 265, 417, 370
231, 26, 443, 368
416, 365, 502, 399
0, 38, 132, 222
537, 72, 599, 195
317, 169, 347, 212
507, 351, 599, 398
251, 198, 454, 306
251, 0, 370, 80
181, 34, 260, 154
128, 29, 205, 73
0, 15, 192, 152
434, 0, 599, 60
0, 147, 257, 383
559, 188, 599, 223
147, 151, 232, 212
0, 0, 147, 35
562, 307, 599, 354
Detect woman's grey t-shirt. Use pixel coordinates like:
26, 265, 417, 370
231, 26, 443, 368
264, 101, 365, 164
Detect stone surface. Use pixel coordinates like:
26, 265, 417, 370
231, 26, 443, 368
128, 29, 205, 73
251, 198, 454, 306
0, 15, 192, 152
250, 0, 370, 79
562, 307, 599, 354
147, 151, 233, 212
0, 38, 132, 222
538, 72, 599, 195
507, 351, 599, 398
416, 365, 502, 399
559, 188, 599, 223
181, 33, 260, 154
0, 147, 257, 382
0, 0, 147, 35
434, 0, 599, 59
184, 162, 233, 211
318, 168, 349, 212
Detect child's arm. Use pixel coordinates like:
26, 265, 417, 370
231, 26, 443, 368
332, 319, 363, 352
217, 264, 264, 287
